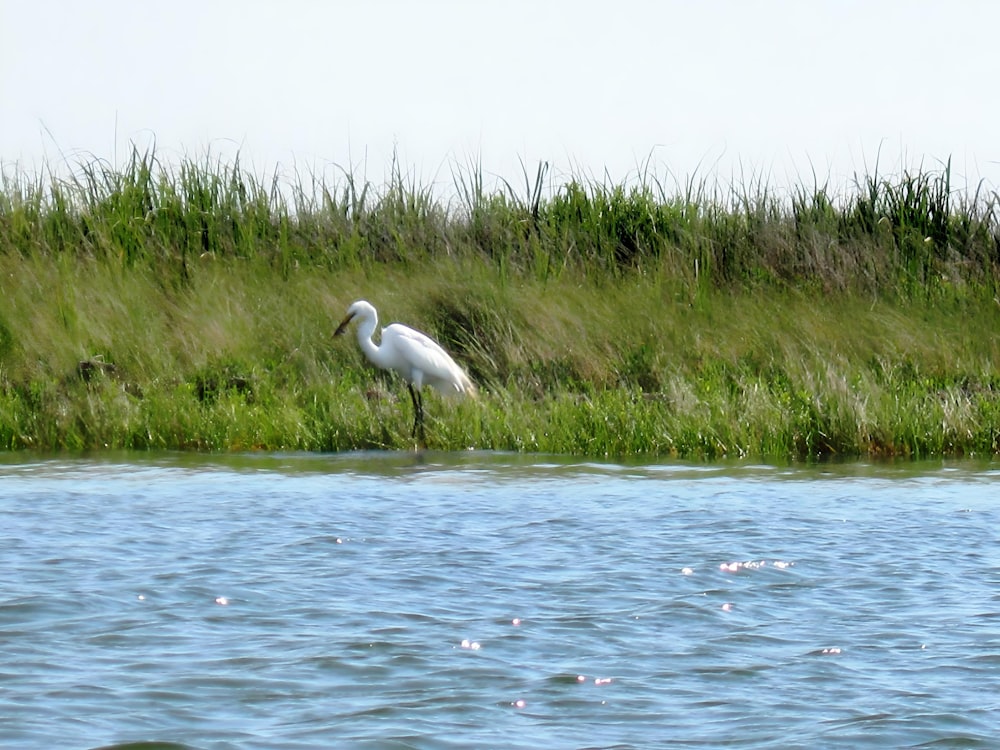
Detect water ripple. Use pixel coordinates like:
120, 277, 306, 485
1, 454, 999, 748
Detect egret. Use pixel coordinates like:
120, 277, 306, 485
334, 300, 476, 443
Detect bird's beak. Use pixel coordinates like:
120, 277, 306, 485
334, 311, 356, 337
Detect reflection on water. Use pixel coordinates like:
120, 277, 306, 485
1, 452, 998, 749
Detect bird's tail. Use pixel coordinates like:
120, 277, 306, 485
456, 372, 477, 399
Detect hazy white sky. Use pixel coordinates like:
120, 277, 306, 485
2, 0, 998, 197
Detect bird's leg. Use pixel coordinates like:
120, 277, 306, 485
407, 383, 425, 445
407, 383, 419, 436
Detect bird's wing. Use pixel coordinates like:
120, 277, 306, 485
383, 324, 476, 396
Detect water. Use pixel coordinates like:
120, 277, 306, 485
1, 452, 998, 749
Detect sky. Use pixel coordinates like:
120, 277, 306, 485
2, 1, 999, 200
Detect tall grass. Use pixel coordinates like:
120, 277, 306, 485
4, 147, 998, 289
2, 148, 1000, 458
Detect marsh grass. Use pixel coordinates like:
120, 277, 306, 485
2, 148, 1000, 458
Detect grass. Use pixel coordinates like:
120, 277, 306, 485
1, 147, 999, 459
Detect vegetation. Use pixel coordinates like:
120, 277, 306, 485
1, 148, 999, 459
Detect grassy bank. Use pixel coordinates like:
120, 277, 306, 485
1, 150, 999, 459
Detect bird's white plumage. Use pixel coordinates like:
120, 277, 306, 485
381, 323, 476, 395
334, 299, 476, 441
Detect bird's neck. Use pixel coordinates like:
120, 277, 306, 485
356, 319, 387, 367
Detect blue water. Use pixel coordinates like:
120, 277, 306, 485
1, 452, 998, 749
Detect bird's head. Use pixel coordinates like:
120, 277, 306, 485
334, 299, 376, 336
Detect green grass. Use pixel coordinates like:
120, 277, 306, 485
1, 148, 999, 459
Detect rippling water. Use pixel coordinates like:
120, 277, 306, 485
1, 452, 999, 749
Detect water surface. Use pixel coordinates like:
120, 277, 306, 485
1, 452, 998, 748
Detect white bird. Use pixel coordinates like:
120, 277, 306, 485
334, 299, 476, 443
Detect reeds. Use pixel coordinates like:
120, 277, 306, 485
2, 147, 1000, 458
4, 147, 998, 288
